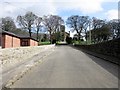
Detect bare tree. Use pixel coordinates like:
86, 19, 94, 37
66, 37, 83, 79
17, 11, 37, 37
66, 15, 90, 40
66, 15, 80, 39
34, 16, 42, 41
109, 19, 120, 39
2, 17, 16, 32
78, 16, 90, 41
52, 15, 64, 33
92, 17, 105, 29
91, 17, 106, 43
43, 15, 64, 43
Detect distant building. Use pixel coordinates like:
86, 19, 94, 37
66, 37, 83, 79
0, 30, 38, 48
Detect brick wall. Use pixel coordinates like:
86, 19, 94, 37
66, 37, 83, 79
35, 41, 38, 46
30, 39, 38, 46
13, 37, 20, 47
4, 35, 20, 48
5, 35, 13, 48
30, 39, 34, 46
0, 35, 5, 48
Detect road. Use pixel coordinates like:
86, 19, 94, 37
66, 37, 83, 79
10, 45, 118, 88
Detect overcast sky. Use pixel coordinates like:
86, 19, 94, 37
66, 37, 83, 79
0, 0, 119, 36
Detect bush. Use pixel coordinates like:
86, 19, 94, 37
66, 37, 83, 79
52, 39, 56, 44
66, 37, 72, 44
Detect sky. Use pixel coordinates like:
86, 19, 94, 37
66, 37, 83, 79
0, 0, 119, 37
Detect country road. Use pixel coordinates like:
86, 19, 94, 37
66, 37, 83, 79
10, 45, 118, 88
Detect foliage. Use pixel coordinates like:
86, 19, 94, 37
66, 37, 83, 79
55, 26, 65, 42
39, 41, 51, 45
87, 24, 111, 43
66, 36, 72, 44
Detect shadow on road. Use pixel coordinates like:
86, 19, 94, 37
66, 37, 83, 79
71, 45, 118, 78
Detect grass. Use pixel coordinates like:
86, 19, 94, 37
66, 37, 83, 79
39, 41, 51, 45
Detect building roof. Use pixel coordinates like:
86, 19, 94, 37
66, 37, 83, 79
1, 30, 38, 42
20, 36, 38, 42
1, 30, 20, 38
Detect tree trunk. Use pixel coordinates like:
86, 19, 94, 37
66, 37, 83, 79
85, 32, 87, 44
49, 31, 52, 44
29, 29, 32, 37
76, 30, 81, 40
78, 33, 81, 40
36, 27, 39, 41
37, 31, 39, 41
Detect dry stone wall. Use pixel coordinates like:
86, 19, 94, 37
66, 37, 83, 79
74, 38, 120, 64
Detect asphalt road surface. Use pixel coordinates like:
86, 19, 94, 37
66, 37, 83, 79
10, 45, 118, 88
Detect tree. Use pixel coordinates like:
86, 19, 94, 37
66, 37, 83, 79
2, 17, 16, 32
54, 25, 65, 41
92, 17, 105, 29
34, 16, 42, 41
43, 15, 54, 43
60, 25, 65, 41
91, 17, 106, 43
66, 15, 80, 40
17, 11, 37, 37
108, 19, 120, 39
66, 15, 90, 40
100, 25, 111, 41
87, 24, 111, 43
79, 16, 90, 41
66, 36, 72, 44
43, 15, 64, 43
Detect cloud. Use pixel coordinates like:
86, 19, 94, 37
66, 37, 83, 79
103, 0, 119, 2
105, 9, 118, 20
53, 0, 104, 14
1, 0, 105, 18
0, 1, 57, 18
0, 0, 118, 19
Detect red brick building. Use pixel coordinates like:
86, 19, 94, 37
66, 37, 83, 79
20, 37, 38, 46
0, 31, 38, 48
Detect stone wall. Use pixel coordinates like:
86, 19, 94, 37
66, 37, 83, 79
74, 38, 120, 64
